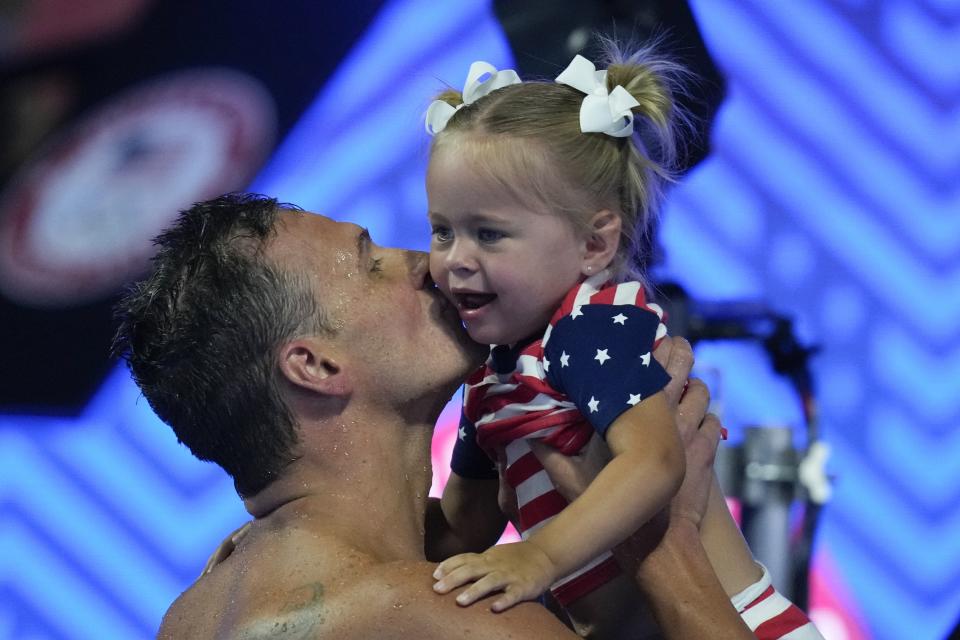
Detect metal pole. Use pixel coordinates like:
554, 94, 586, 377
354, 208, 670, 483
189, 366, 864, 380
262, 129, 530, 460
739, 425, 798, 598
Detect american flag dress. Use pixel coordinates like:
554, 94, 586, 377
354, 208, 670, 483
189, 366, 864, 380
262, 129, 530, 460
452, 272, 670, 605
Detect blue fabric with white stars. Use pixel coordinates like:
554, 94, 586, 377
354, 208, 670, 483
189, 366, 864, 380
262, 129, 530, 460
543, 304, 670, 437
450, 302, 671, 479
451, 411, 497, 478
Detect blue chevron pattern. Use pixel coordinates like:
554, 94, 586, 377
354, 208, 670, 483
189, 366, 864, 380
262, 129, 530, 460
1, 1, 958, 638
677, 2, 960, 638
0, 366, 249, 638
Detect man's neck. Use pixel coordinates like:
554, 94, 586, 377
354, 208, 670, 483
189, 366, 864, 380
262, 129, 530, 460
243, 410, 437, 562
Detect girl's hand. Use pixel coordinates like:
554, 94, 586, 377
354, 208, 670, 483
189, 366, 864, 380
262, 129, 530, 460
432, 541, 557, 612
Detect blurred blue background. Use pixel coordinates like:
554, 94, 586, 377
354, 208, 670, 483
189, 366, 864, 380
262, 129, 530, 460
1, 1, 958, 638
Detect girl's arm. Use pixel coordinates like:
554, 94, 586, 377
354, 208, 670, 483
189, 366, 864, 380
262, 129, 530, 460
425, 472, 507, 561
530, 391, 683, 575
538, 336, 755, 639
433, 392, 684, 611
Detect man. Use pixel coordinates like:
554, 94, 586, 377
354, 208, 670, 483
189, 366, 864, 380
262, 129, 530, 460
115, 193, 753, 639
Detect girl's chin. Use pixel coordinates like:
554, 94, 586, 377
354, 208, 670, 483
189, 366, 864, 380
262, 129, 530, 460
465, 326, 529, 347
465, 325, 500, 347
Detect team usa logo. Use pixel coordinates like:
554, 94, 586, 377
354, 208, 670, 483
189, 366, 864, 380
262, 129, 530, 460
0, 67, 276, 307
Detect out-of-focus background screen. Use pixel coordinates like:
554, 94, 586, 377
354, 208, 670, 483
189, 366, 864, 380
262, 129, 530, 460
1, 1, 958, 639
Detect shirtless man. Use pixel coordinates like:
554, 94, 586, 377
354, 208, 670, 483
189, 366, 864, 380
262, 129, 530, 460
115, 193, 752, 639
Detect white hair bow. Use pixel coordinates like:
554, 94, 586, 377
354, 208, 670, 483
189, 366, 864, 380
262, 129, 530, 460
424, 61, 522, 136
555, 55, 639, 138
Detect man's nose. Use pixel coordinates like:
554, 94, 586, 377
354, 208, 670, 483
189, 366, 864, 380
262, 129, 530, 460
406, 250, 431, 289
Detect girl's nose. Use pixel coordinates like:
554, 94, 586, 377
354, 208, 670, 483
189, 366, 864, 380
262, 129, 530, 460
444, 240, 476, 274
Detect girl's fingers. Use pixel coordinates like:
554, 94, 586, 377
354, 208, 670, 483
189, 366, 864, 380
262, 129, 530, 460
491, 585, 529, 612
434, 560, 491, 594
455, 572, 508, 607
433, 552, 476, 579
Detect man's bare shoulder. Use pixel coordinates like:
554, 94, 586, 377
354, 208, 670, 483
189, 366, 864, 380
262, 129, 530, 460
343, 560, 578, 639
159, 554, 575, 640
159, 532, 575, 640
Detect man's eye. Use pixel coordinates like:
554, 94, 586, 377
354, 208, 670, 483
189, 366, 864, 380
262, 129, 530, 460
432, 226, 452, 242
477, 228, 505, 243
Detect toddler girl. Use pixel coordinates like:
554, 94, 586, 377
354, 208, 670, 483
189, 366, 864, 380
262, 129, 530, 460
424, 45, 824, 640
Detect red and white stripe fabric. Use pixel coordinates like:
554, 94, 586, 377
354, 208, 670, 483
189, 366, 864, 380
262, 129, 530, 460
463, 273, 666, 605
466, 273, 666, 455
502, 437, 620, 605
732, 564, 825, 640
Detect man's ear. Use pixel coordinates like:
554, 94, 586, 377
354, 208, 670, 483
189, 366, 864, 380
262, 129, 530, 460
278, 339, 352, 397
581, 210, 622, 276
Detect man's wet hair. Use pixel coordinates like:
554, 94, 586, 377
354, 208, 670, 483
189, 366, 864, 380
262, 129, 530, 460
114, 193, 327, 496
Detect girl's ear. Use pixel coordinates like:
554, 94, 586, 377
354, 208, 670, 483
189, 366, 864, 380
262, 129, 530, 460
581, 210, 622, 276
277, 339, 352, 397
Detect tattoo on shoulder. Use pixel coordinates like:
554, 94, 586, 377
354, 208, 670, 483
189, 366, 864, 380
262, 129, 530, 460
236, 582, 327, 640
280, 582, 325, 616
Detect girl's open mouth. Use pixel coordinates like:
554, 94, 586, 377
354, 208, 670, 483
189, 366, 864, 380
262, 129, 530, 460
454, 292, 497, 310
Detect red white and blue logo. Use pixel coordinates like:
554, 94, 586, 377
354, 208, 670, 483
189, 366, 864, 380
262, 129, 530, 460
0, 67, 276, 307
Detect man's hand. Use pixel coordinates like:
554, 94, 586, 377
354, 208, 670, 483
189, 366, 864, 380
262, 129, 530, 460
199, 521, 251, 577
669, 400, 723, 530
432, 541, 558, 612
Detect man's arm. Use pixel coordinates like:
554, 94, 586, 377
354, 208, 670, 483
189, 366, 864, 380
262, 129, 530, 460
615, 414, 754, 639
626, 519, 754, 639
424, 473, 506, 561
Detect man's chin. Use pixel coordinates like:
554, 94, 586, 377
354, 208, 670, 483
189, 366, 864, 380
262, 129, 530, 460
455, 326, 489, 368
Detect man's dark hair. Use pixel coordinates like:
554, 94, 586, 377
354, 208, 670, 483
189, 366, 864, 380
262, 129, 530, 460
114, 193, 326, 496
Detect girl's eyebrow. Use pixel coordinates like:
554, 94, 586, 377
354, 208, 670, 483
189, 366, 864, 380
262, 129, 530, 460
428, 210, 514, 225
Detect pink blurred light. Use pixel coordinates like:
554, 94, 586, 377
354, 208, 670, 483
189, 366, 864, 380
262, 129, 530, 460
431, 394, 519, 544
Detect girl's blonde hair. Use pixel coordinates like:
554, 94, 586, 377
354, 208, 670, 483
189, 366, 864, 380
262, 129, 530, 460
429, 40, 692, 285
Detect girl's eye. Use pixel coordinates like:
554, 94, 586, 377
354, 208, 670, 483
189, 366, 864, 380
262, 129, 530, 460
431, 225, 452, 242
477, 228, 505, 243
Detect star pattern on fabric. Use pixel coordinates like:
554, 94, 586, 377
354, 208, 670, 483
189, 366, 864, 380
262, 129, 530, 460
456, 282, 672, 486
587, 396, 600, 413
543, 302, 670, 437
458, 424, 467, 441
